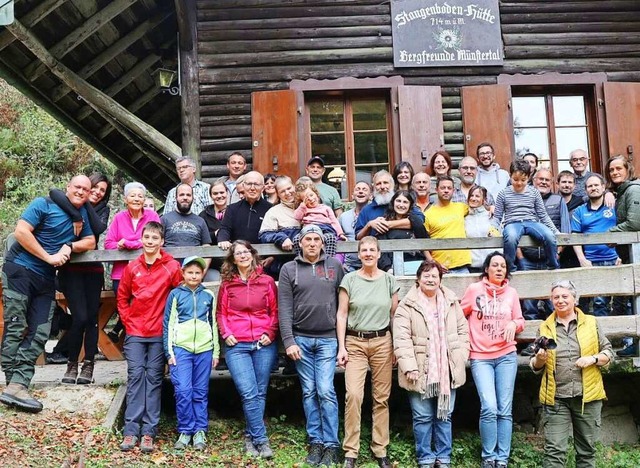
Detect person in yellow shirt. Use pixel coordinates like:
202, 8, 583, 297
425, 176, 471, 273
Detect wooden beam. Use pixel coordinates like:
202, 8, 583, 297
50, 10, 171, 103
0, 0, 67, 52
24, 0, 139, 83
4, 19, 181, 162
177, 0, 201, 167
98, 86, 159, 139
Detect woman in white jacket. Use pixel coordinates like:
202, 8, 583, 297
465, 185, 501, 273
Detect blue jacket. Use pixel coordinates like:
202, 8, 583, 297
163, 283, 220, 360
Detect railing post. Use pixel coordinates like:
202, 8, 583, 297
392, 251, 404, 276
631, 237, 640, 316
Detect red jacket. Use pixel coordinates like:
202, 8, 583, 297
216, 269, 279, 343
117, 250, 182, 338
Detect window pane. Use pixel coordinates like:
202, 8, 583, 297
514, 128, 550, 166
553, 96, 586, 126
354, 165, 389, 184
513, 96, 547, 127
310, 134, 345, 166
309, 101, 344, 132
555, 127, 589, 172
354, 131, 389, 165
353, 99, 387, 131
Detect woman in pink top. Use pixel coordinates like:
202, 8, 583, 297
460, 251, 524, 468
104, 182, 160, 341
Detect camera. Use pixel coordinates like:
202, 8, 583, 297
532, 336, 557, 354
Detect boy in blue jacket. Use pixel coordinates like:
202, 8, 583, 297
163, 256, 220, 450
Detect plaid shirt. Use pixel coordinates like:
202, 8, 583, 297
163, 179, 212, 216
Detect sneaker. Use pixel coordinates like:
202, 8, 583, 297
256, 441, 274, 459
617, 343, 638, 357
495, 462, 508, 468
244, 435, 259, 456
320, 446, 341, 467
520, 343, 536, 357
120, 435, 138, 451
306, 443, 324, 465
481, 460, 495, 468
45, 351, 68, 364
140, 435, 154, 453
174, 433, 191, 450
193, 430, 207, 450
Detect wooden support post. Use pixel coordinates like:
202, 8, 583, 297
175, 0, 201, 174
4, 19, 182, 162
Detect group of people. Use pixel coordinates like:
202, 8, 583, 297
0, 145, 633, 468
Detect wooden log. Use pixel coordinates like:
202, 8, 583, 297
198, 4, 388, 21
177, 0, 201, 167
502, 58, 640, 74
0, 0, 66, 52
2, 20, 182, 163
24, 0, 139, 83
98, 86, 159, 139
443, 121, 463, 132
201, 149, 251, 165
199, 103, 251, 116
506, 45, 640, 59
198, 15, 391, 31
199, 25, 391, 41
200, 36, 392, 54
504, 32, 640, 46
502, 22, 640, 34
501, 12, 635, 24
197, 0, 385, 7
200, 137, 252, 151
441, 96, 461, 107
50, 11, 172, 103
199, 47, 392, 67
199, 114, 252, 125
201, 125, 252, 138
608, 71, 640, 82
500, 1, 640, 14
444, 144, 464, 155
199, 93, 251, 104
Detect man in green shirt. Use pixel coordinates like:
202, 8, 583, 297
305, 156, 343, 217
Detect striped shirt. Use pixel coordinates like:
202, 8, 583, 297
492, 185, 559, 233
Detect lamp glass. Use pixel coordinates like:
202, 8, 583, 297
156, 68, 176, 89
327, 167, 345, 184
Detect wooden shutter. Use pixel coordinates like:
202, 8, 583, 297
251, 90, 300, 180
396, 85, 444, 171
603, 82, 640, 174
461, 85, 514, 170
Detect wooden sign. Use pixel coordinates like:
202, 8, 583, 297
391, 0, 504, 67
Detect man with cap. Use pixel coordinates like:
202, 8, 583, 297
278, 224, 345, 467
306, 156, 343, 217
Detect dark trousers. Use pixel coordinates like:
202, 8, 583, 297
58, 269, 103, 362
123, 336, 165, 437
517, 257, 553, 320
1, 261, 56, 386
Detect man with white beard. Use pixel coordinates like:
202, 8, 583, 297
354, 170, 424, 239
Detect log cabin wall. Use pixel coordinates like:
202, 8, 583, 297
196, 0, 640, 180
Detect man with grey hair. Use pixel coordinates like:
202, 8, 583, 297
163, 156, 212, 216
453, 156, 495, 206
217, 171, 272, 250
355, 170, 424, 239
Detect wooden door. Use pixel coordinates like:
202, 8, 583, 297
251, 90, 301, 180
461, 85, 514, 170
603, 82, 640, 174
397, 85, 444, 171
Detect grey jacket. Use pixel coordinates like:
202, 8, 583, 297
610, 179, 640, 232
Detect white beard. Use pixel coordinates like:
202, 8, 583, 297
374, 191, 393, 206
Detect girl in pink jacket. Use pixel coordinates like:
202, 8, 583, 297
460, 251, 524, 468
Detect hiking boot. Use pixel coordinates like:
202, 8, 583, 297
617, 343, 638, 357
76, 360, 94, 385
244, 435, 259, 456
481, 460, 495, 468
119, 435, 138, 451
375, 456, 392, 468
0, 382, 44, 413
306, 443, 324, 465
45, 351, 68, 364
343, 457, 357, 468
193, 430, 207, 450
495, 462, 508, 468
319, 446, 341, 466
520, 343, 536, 357
256, 441, 273, 459
174, 433, 191, 450
140, 435, 155, 453
61, 362, 78, 384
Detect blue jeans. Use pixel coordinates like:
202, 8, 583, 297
225, 341, 277, 445
470, 352, 518, 463
578, 260, 617, 317
517, 257, 553, 320
294, 336, 340, 447
408, 389, 457, 465
169, 347, 213, 434
503, 222, 559, 272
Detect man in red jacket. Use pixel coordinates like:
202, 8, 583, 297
116, 221, 182, 454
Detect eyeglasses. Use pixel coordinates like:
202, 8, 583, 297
244, 182, 263, 188
177, 165, 193, 171
478, 151, 493, 156
233, 250, 252, 258
570, 157, 587, 162
459, 166, 477, 171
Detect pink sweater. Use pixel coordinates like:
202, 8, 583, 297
104, 209, 160, 280
460, 279, 524, 360
294, 204, 344, 236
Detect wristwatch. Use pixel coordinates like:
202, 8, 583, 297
592, 355, 598, 365
65, 242, 73, 251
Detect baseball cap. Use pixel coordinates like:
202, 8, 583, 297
307, 156, 325, 167
299, 224, 325, 242
182, 255, 207, 270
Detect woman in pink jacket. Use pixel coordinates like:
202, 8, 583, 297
460, 251, 524, 468
216, 240, 278, 459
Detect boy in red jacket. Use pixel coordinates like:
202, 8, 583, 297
117, 221, 182, 453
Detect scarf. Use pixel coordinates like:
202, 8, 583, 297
418, 288, 451, 420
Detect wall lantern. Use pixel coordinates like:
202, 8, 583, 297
154, 67, 180, 96
327, 167, 346, 184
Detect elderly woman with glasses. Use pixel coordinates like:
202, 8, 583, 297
530, 280, 613, 468
216, 240, 278, 459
